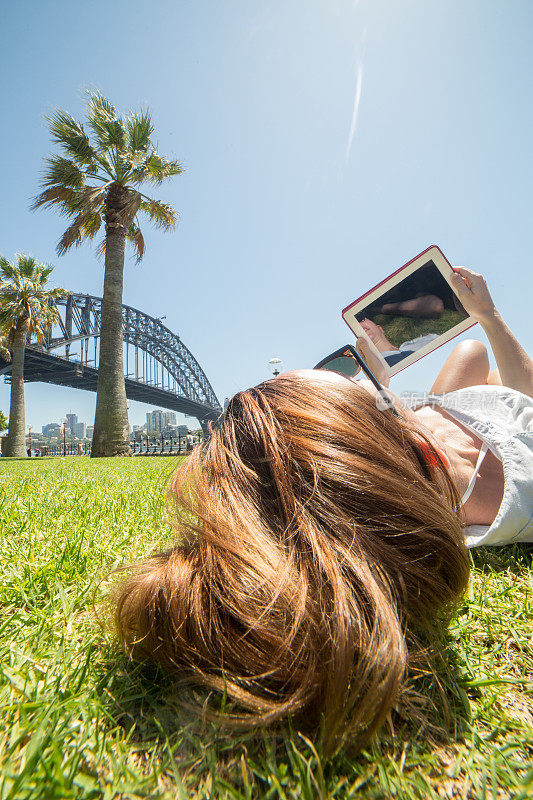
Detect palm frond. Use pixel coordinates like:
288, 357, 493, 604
86, 90, 125, 150
140, 199, 178, 231
126, 223, 145, 263
16, 255, 39, 280
28, 298, 63, 344
126, 111, 154, 156
42, 286, 68, 301
81, 212, 102, 240
0, 333, 10, 361
125, 189, 143, 219
31, 185, 80, 215
46, 110, 96, 166
86, 90, 116, 121
0, 258, 17, 281
71, 186, 108, 214
96, 237, 106, 260
0, 305, 16, 335
114, 156, 134, 184
35, 186, 107, 242
56, 215, 87, 255
40, 155, 85, 189
130, 164, 150, 184
38, 266, 54, 285
141, 152, 183, 185
99, 118, 126, 150
159, 158, 183, 179
115, 190, 142, 227
29, 318, 49, 345
93, 151, 116, 180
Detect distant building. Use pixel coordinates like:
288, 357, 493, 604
146, 410, 160, 431
66, 413, 78, 435
42, 423, 61, 438
146, 410, 177, 432
74, 422, 86, 439
177, 425, 188, 436
86, 426, 94, 439
162, 425, 183, 438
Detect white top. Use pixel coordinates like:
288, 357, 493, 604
380, 334, 440, 360
402, 386, 533, 547
399, 333, 439, 352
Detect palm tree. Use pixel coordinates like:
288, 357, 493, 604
33, 91, 182, 457
0, 255, 64, 458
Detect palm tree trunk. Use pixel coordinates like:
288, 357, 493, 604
4, 325, 28, 458
91, 214, 131, 457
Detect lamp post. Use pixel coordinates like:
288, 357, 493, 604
61, 418, 67, 456
28, 425, 32, 457
268, 357, 282, 377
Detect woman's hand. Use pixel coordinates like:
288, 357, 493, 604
449, 267, 497, 323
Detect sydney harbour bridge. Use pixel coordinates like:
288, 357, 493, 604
0, 293, 222, 433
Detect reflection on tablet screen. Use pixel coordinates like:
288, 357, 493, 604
354, 260, 468, 367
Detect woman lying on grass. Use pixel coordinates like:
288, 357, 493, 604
114, 267, 533, 753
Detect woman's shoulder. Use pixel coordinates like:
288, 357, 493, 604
401, 385, 533, 436
440, 386, 533, 430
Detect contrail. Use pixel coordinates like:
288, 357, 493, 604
345, 59, 363, 163
345, 28, 367, 163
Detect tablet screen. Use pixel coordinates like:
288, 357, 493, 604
352, 258, 468, 369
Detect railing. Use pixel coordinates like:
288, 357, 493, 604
28, 437, 202, 457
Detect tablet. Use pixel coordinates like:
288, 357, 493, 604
342, 245, 477, 377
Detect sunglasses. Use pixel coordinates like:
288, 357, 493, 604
314, 344, 398, 415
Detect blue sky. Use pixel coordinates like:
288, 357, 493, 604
1, 0, 532, 430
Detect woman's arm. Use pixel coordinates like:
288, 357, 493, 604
449, 267, 533, 397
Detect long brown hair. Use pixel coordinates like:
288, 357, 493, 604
114, 372, 469, 752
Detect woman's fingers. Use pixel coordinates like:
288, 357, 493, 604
449, 266, 496, 321
449, 271, 471, 295
453, 266, 481, 278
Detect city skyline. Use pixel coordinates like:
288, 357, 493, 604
7, 403, 194, 433
24, 407, 192, 439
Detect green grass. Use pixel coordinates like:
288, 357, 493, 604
372, 309, 465, 349
0, 458, 531, 800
